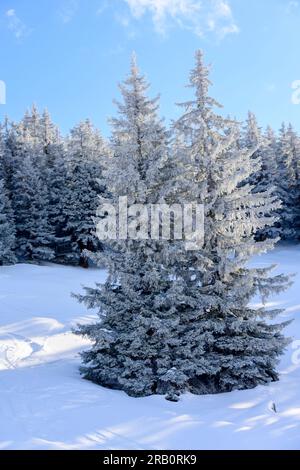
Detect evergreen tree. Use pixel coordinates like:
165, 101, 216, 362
12, 153, 54, 262
276, 123, 300, 240
242, 112, 263, 187
259, 126, 281, 239
263, 126, 279, 193
242, 117, 280, 240
77, 52, 290, 401
38, 109, 70, 261
63, 120, 107, 267
0, 124, 6, 181
0, 178, 16, 265
243, 117, 278, 195
4, 109, 58, 263
75, 56, 180, 398
168, 50, 290, 398
0, 119, 21, 192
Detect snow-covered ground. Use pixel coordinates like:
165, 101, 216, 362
0, 246, 300, 450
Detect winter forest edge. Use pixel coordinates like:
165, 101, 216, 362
1, 50, 299, 403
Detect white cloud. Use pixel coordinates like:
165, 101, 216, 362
123, 0, 239, 38
59, 0, 79, 24
5, 9, 30, 40
6, 9, 15, 17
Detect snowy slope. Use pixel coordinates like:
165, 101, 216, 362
0, 246, 300, 450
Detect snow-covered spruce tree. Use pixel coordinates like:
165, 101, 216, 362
0, 124, 6, 182
262, 126, 279, 194
18, 106, 71, 261
0, 118, 19, 192
62, 120, 107, 267
6, 111, 57, 262
0, 178, 17, 265
276, 123, 300, 240
76, 52, 290, 401
259, 126, 281, 239
75, 56, 183, 398
241, 111, 264, 189
19, 106, 58, 174
243, 116, 279, 196
12, 152, 54, 262
37, 109, 70, 261
167, 50, 290, 398
242, 116, 280, 240
0, 118, 17, 189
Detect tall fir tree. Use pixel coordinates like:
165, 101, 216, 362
0, 178, 16, 265
5, 109, 58, 263
0, 119, 22, 193
167, 50, 290, 399
12, 151, 54, 262
242, 117, 280, 240
243, 117, 279, 197
38, 109, 70, 261
75, 56, 182, 398
63, 120, 107, 266
263, 126, 279, 193
276, 123, 300, 240
259, 126, 281, 239
0, 124, 6, 181
241, 111, 265, 190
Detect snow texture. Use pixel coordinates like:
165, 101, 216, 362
0, 246, 299, 450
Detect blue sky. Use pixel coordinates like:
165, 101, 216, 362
0, 0, 300, 135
